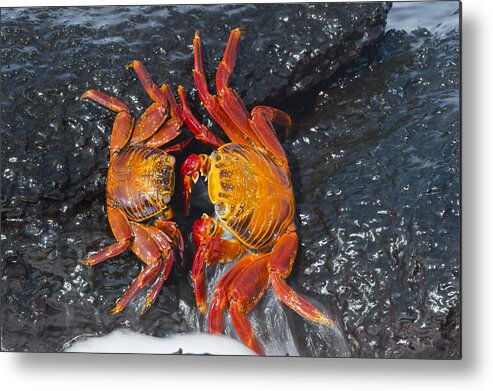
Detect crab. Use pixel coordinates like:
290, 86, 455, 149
178, 29, 335, 355
80, 60, 189, 314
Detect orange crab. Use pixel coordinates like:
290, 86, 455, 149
81, 61, 188, 314
179, 29, 335, 354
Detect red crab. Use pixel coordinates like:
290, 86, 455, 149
81, 61, 189, 314
178, 29, 334, 354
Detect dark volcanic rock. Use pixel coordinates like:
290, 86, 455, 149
287, 19, 460, 357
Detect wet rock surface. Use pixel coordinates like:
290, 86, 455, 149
287, 7, 460, 358
1, 2, 460, 358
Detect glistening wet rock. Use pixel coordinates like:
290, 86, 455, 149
287, 18, 460, 358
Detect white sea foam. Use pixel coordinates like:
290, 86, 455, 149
64, 329, 256, 355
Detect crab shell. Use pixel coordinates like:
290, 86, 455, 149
208, 143, 294, 251
107, 147, 176, 222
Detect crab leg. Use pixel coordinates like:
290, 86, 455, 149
228, 255, 271, 355
208, 253, 269, 355
144, 85, 186, 148
143, 261, 168, 313
109, 263, 161, 314
129, 61, 167, 102
177, 86, 224, 148
140, 225, 175, 314
109, 222, 173, 314
192, 29, 292, 164
214, 29, 291, 164
190, 31, 254, 146
81, 89, 129, 113
213, 30, 263, 144
208, 229, 334, 354
109, 112, 134, 161
81, 90, 134, 161
208, 253, 257, 334
268, 229, 335, 327
82, 206, 132, 266
153, 212, 185, 263
251, 106, 292, 129
249, 106, 291, 165
270, 275, 334, 328
160, 136, 194, 154
192, 237, 246, 312
215, 28, 243, 94
229, 303, 263, 355
127, 61, 181, 144
191, 245, 209, 313
131, 102, 169, 144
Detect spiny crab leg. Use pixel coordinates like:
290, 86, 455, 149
109, 222, 174, 315
82, 198, 178, 315
193, 29, 292, 166
270, 274, 334, 327
153, 213, 185, 262
191, 30, 259, 146
126, 60, 170, 144
84, 212, 179, 315
208, 253, 258, 335
80, 90, 133, 162
143, 84, 186, 149
206, 227, 334, 355
129, 60, 169, 104
228, 256, 271, 356
82, 62, 186, 151
215, 28, 244, 94
209, 254, 269, 355
82, 203, 132, 266
159, 135, 194, 154
81, 89, 130, 113
215, 30, 290, 165
250, 106, 291, 167
140, 225, 175, 313
269, 229, 335, 327
177, 86, 224, 148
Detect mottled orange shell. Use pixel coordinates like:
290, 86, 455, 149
208, 143, 295, 250
107, 147, 175, 222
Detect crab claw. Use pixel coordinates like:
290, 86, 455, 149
180, 154, 210, 215
181, 154, 200, 216
190, 215, 216, 313
191, 214, 215, 247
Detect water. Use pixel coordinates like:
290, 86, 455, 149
386, 1, 459, 34
1, 2, 460, 358
65, 329, 255, 355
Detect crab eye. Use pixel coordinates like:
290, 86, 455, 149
214, 202, 227, 216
